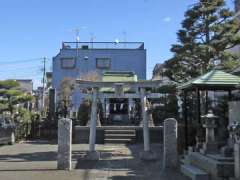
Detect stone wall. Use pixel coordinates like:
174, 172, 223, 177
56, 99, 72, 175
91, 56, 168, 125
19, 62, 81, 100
135, 127, 163, 143
73, 126, 104, 144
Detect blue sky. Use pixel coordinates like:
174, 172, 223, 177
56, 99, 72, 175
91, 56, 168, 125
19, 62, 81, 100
0, 0, 234, 88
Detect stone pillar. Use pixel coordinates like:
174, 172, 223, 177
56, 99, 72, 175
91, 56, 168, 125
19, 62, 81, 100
229, 101, 240, 127
235, 143, 240, 179
140, 88, 150, 152
163, 118, 178, 169
147, 110, 154, 127
139, 89, 156, 160
128, 98, 133, 118
87, 88, 100, 160
89, 88, 97, 152
106, 98, 110, 123
57, 118, 72, 170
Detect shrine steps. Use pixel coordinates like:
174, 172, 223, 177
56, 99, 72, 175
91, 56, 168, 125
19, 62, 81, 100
104, 128, 136, 144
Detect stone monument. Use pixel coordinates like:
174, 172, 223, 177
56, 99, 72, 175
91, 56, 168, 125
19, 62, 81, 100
229, 121, 240, 179
163, 118, 178, 169
57, 118, 72, 170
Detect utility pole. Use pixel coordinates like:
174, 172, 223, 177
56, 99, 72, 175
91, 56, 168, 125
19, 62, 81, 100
42, 57, 46, 111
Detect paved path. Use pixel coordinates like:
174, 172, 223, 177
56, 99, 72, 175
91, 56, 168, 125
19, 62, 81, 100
0, 141, 189, 180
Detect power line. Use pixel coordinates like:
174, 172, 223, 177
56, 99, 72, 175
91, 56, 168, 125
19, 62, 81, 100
0, 64, 41, 70
0, 57, 50, 64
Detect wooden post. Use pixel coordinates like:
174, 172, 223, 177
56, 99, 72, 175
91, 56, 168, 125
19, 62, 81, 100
228, 90, 232, 101
183, 91, 188, 150
196, 88, 201, 124
205, 91, 208, 114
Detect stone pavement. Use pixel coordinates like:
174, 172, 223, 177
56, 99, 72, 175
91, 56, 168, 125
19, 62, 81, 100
0, 141, 189, 180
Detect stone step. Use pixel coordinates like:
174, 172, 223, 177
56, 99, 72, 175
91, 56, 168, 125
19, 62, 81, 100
105, 134, 136, 139
181, 164, 209, 180
104, 129, 136, 144
104, 129, 136, 135
104, 138, 135, 144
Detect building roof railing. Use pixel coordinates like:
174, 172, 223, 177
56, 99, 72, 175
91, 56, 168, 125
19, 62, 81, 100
62, 41, 144, 50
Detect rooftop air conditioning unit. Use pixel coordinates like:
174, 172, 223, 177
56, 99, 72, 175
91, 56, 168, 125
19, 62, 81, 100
82, 45, 89, 49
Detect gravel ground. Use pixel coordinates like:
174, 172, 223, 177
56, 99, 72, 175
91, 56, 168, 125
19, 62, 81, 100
0, 141, 189, 180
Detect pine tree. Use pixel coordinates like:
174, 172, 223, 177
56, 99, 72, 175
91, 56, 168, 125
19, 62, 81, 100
0, 80, 32, 115
165, 0, 240, 83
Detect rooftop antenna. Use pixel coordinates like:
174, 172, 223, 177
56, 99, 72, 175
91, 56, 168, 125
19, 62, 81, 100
90, 32, 96, 49
71, 28, 80, 57
71, 27, 87, 57
71, 26, 87, 41
122, 31, 127, 48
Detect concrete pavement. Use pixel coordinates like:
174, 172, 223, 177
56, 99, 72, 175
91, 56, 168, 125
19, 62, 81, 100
0, 141, 189, 180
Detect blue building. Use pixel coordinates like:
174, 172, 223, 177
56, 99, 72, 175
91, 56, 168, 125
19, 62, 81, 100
52, 41, 146, 109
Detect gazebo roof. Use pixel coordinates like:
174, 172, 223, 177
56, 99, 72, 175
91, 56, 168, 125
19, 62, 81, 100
178, 69, 240, 91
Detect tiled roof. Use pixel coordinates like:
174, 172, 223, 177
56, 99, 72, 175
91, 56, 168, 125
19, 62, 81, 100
178, 69, 240, 90
100, 71, 137, 93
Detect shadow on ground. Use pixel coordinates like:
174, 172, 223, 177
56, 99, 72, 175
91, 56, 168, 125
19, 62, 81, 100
0, 142, 189, 180
75, 144, 188, 180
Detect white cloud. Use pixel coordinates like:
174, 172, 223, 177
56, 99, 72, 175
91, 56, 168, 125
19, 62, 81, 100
163, 17, 172, 22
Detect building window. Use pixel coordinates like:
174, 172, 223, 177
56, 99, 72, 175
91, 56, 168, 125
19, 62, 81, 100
61, 58, 76, 69
96, 58, 111, 69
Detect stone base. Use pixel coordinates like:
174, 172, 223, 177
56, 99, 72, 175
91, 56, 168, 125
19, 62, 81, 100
188, 152, 234, 178
200, 143, 218, 154
139, 151, 157, 161
234, 143, 240, 179
57, 162, 72, 171
84, 151, 100, 160
220, 146, 233, 157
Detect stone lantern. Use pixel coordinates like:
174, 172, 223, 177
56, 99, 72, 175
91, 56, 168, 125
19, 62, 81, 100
202, 110, 218, 143
201, 110, 219, 154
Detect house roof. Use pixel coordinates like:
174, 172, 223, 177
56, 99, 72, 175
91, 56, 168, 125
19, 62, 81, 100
178, 69, 240, 91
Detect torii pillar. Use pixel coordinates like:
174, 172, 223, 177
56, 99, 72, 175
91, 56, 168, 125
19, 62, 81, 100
139, 88, 157, 160
85, 87, 100, 160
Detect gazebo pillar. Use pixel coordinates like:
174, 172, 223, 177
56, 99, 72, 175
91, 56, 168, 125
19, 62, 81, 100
183, 91, 188, 150
228, 90, 232, 101
86, 87, 100, 160
196, 88, 201, 124
205, 91, 208, 114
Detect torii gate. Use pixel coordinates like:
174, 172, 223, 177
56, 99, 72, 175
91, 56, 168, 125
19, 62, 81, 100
76, 79, 163, 160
